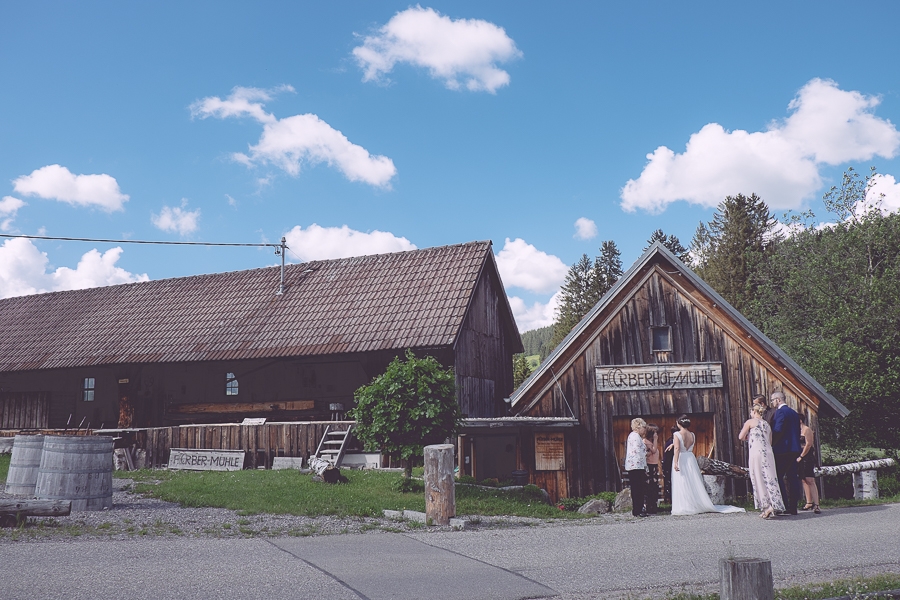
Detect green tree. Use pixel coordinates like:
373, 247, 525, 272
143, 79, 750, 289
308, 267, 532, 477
748, 170, 900, 449
594, 240, 624, 297
512, 353, 533, 389
349, 350, 461, 479
644, 229, 689, 262
691, 193, 778, 313
551, 241, 624, 348
521, 325, 553, 360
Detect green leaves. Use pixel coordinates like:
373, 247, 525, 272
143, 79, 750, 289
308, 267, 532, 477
349, 350, 460, 477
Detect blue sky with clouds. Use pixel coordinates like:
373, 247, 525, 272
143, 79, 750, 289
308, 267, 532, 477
2, 2, 900, 330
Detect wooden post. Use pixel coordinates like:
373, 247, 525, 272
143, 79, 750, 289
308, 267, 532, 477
719, 557, 773, 600
424, 444, 455, 526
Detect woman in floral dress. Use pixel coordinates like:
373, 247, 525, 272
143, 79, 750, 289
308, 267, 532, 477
739, 403, 785, 519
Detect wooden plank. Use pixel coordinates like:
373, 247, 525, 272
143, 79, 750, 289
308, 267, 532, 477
169, 400, 315, 415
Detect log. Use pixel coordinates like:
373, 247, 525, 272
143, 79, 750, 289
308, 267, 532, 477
814, 458, 895, 477
697, 456, 749, 478
0, 499, 72, 527
424, 444, 455, 526
719, 557, 773, 600
308, 456, 347, 483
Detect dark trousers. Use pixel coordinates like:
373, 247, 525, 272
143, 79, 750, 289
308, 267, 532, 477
774, 452, 801, 513
628, 469, 647, 516
646, 464, 659, 514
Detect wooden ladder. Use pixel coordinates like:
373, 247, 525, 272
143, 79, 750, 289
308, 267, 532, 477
313, 424, 353, 468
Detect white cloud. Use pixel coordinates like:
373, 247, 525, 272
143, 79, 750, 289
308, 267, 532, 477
495, 238, 568, 294
192, 86, 396, 188
151, 201, 200, 236
508, 291, 560, 332
0, 237, 148, 299
0, 196, 25, 232
353, 6, 521, 93
856, 173, 900, 216
283, 224, 416, 261
12, 164, 129, 212
573, 217, 597, 240
621, 79, 900, 214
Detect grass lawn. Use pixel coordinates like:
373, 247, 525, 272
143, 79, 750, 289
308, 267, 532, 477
122, 467, 589, 520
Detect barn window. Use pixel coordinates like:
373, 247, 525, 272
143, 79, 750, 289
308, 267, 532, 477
651, 326, 672, 352
226, 372, 239, 396
83, 377, 95, 402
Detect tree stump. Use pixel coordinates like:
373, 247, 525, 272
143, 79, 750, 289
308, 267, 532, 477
424, 444, 455, 526
719, 557, 773, 600
703, 474, 726, 504
853, 470, 879, 499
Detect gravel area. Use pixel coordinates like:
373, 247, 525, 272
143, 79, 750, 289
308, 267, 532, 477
0, 477, 570, 541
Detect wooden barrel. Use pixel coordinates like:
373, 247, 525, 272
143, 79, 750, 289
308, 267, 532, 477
34, 435, 114, 511
5, 435, 45, 496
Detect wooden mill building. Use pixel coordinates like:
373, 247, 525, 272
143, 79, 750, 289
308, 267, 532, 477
498, 242, 848, 501
0, 241, 523, 431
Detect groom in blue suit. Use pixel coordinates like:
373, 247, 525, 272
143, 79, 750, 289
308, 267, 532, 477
770, 390, 802, 515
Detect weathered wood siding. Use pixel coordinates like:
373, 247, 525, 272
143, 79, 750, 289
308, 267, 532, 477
0, 392, 50, 429
520, 260, 821, 499
454, 258, 519, 417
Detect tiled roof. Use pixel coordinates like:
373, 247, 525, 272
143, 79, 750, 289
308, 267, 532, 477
0, 241, 495, 372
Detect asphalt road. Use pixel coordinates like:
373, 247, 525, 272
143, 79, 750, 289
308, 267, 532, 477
2, 504, 899, 599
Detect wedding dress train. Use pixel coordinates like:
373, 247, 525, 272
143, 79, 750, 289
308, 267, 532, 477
671, 431, 745, 516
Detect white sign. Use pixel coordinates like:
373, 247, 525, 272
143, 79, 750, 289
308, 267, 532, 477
595, 363, 723, 392
534, 433, 565, 471
241, 418, 266, 425
168, 448, 245, 471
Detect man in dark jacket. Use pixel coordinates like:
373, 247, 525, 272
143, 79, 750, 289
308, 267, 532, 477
770, 390, 802, 515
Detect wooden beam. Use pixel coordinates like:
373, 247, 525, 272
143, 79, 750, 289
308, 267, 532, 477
168, 400, 315, 415
0, 499, 72, 517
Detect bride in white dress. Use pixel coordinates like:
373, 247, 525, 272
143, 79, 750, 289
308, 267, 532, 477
671, 415, 745, 516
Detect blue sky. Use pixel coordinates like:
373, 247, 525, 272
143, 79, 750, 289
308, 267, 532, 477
2, 2, 900, 331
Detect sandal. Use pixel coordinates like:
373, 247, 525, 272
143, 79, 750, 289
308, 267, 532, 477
801, 504, 814, 511
813, 504, 821, 514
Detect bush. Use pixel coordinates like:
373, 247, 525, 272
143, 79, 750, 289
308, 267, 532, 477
456, 475, 477, 485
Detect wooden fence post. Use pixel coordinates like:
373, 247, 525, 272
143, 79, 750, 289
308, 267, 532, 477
720, 557, 773, 600
424, 444, 455, 526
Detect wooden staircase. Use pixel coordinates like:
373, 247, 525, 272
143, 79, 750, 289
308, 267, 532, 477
313, 425, 353, 468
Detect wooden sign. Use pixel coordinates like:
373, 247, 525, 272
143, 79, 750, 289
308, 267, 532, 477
534, 433, 565, 471
168, 448, 245, 471
595, 363, 723, 392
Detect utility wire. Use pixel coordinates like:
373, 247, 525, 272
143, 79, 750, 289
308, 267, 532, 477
0, 233, 281, 248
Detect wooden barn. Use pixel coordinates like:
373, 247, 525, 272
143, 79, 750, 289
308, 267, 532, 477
494, 242, 848, 502
0, 241, 523, 431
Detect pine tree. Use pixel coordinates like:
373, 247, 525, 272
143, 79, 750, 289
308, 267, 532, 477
692, 193, 778, 313
644, 229, 689, 262
550, 240, 623, 348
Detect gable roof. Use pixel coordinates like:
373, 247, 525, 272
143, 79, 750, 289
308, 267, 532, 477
511, 242, 849, 418
0, 240, 519, 372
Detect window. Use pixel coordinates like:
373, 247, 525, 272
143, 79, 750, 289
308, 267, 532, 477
83, 377, 95, 402
226, 372, 239, 396
651, 326, 672, 352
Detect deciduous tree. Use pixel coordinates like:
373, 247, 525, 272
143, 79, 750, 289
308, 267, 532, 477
349, 350, 460, 479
